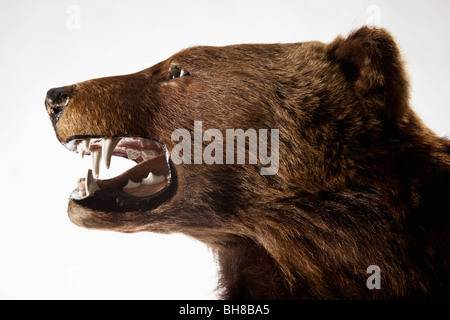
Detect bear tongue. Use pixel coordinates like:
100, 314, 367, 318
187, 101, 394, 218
95, 153, 169, 190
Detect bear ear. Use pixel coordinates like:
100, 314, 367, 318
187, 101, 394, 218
327, 26, 410, 125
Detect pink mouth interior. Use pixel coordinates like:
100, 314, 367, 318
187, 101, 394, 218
86, 137, 163, 162
66, 137, 171, 198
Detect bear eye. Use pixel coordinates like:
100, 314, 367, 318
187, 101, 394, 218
169, 64, 189, 80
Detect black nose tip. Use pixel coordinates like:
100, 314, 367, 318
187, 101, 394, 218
45, 85, 75, 125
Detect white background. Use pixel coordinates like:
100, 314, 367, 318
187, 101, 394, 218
0, 0, 449, 299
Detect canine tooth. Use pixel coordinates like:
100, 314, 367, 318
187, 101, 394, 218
141, 172, 165, 186
126, 149, 141, 160
103, 137, 120, 169
85, 169, 100, 196
92, 149, 101, 178
123, 179, 141, 189
180, 68, 186, 77
141, 149, 159, 160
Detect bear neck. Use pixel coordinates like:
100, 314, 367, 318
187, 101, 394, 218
215, 240, 297, 299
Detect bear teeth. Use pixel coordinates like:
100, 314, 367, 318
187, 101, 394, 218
123, 179, 141, 190
71, 137, 170, 198
76, 138, 165, 177
126, 148, 141, 160
142, 149, 160, 160
77, 138, 90, 159
102, 137, 120, 169
81, 139, 90, 151
141, 172, 165, 186
122, 172, 166, 191
85, 169, 100, 196
91, 148, 102, 178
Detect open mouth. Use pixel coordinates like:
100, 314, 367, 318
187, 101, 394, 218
64, 136, 176, 211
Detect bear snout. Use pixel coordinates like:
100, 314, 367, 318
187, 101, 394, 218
45, 84, 76, 126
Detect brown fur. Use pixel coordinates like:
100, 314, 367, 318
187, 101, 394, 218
47, 27, 450, 299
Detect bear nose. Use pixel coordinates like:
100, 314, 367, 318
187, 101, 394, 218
45, 85, 75, 125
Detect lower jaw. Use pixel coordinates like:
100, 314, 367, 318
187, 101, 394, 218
69, 158, 178, 214
74, 153, 171, 200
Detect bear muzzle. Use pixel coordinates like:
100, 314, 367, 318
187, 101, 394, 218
45, 85, 76, 127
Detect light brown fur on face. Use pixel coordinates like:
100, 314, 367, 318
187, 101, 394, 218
46, 27, 450, 299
